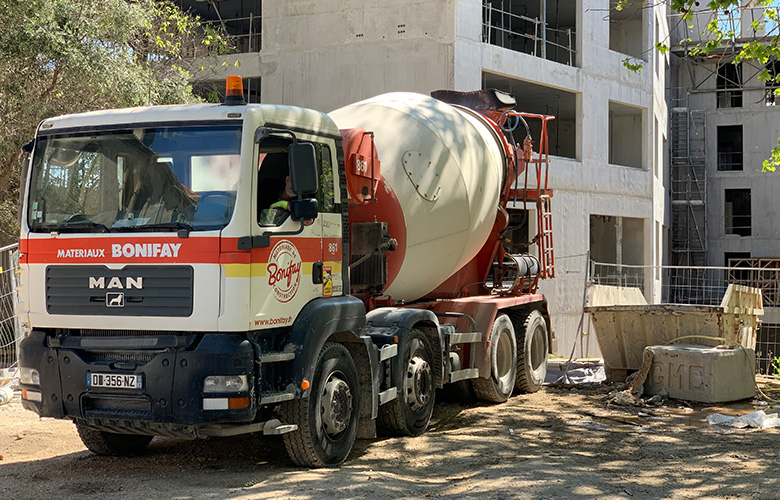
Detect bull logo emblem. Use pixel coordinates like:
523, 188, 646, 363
106, 292, 125, 307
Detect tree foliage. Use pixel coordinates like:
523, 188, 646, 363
0, 0, 229, 245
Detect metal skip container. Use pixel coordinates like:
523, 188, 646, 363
584, 284, 764, 381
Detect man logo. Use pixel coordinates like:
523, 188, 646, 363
90, 277, 143, 290
106, 293, 125, 307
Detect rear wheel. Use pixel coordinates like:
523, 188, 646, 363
280, 342, 359, 467
378, 329, 435, 436
472, 314, 517, 403
514, 310, 549, 393
76, 425, 153, 456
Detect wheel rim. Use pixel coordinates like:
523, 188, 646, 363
404, 352, 433, 412
495, 328, 514, 390
320, 371, 353, 437
530, 324, 546, 371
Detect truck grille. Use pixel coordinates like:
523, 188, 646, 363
75, 329, 173, 337
46, 266, 193, 317
83, 352, 156, 364
82, 395, 152, 419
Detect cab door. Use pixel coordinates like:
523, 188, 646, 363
248, 135, 329, 330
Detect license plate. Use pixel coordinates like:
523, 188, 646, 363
86, 373, 143, 390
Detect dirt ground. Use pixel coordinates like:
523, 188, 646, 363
0, 385, 778, 500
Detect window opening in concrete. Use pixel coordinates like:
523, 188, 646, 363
765, 59, 780, 106
716, 63, 742, 108
609, 1, 644, 60
609, 101, 643, 169
178, 0, 262, 54
482, 0, 577, 66
662, 133, 668, 188
724, 188, 751, 237
725, 252, 751, 267
483, 72, 577, 159
653, 118, 659, 179
717, 125, 743, 171
590, 214, 646, 284
621, 217, 645, 265
590, 215, 617, 264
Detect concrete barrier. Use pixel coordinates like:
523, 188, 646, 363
644, 345, 755, 403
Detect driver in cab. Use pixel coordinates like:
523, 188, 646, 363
259, 175, 315, 227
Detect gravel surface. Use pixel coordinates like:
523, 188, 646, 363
1, 385, 777, 499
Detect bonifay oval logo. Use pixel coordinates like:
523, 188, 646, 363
267, 240, 302, 303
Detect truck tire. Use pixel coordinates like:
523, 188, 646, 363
279, 342, 360, 467
472, 314, 517, 403
76, 425, 153, 456
514, 310, 548, 393
378, 329, 435, 436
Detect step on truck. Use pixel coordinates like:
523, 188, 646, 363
17, 78, 556, 467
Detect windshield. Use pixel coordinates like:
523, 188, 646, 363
27, 124, 242, 233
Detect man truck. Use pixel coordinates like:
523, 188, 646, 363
18, 78, 555, 467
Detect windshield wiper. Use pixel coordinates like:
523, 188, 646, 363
119, 222, 192, 237
47, 221, 112, 233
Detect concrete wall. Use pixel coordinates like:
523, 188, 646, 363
260, 0, 456, 111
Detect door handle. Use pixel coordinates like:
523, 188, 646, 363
312, 261, 324, 284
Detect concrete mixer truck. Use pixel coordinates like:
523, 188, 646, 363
17, 77, 556, 467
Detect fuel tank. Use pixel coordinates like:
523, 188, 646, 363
329, 93, 507, 302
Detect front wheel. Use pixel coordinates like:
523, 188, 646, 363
472, 313, 517, 403
76, 425, 153, 456
378, 329, 436, 436
514, 310, 549, 393
280, 342, 360, 467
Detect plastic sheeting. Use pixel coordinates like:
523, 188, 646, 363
706, 410, 780, 429
546, 360, 606, 386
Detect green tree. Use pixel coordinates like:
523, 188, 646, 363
0, 0, 229, 245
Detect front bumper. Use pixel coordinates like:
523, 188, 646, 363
19, 330, 257, 428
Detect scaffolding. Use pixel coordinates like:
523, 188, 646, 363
670, 89, 707, 267
482, 1, 576, 66
728, 258, 780, 308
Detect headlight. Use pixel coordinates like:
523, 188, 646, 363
20, 367, 40, 385
203, 375, 248, 393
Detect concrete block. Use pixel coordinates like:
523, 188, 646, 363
644, 345, 755, 403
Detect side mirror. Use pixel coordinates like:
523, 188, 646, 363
289, 198, 319, 221
289, 142, 318, 197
